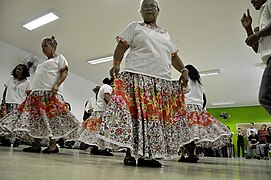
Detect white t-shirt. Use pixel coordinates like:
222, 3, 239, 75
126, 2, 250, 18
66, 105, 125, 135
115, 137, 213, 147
184, 78, 205, 108
85, 97, 97, 112
117, 21, 177, 80
259, 1, 271, 64
94, 84, 112, 112
246, 127, 258, 137
5, 77, 31, 104
31, 54, 68, 94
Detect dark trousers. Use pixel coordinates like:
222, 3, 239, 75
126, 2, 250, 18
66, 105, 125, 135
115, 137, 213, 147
259, 57, 271, 115
237, 142, 245, 157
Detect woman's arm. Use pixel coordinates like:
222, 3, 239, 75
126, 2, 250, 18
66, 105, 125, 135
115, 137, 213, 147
110, 41, 129, 78
51, 66, 68, 96
172, 54, 188, 87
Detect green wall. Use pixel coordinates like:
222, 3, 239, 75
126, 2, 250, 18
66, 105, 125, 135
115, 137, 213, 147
207, 105, 271, 156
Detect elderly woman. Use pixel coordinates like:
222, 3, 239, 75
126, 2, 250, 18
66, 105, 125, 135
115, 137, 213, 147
0, 64, 31, 146
100, 0, 188, 167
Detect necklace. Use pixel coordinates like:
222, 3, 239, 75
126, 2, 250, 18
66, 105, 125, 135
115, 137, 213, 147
139, 22, 167, 34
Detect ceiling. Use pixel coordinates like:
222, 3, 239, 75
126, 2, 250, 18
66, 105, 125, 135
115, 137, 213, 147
0, 0, 265, 108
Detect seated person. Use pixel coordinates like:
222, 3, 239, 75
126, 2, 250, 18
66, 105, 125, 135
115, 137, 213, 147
257, 124, 269, 160
246, 130, 260, 159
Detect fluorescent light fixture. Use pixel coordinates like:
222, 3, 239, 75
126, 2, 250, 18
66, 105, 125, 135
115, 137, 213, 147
211, 101, 236, 106
199, 69, 221, 77
22, 9, 61, 30
88, 56, 113, 65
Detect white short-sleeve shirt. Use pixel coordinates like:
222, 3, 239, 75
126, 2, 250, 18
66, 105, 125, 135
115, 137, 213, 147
259, 0, 271, 64
31, 54, 68, 94
184, 78, 205, 108
85, 97, 97, 112
117, 21, 178, 80
94, 84, 112, 112
5, 77, 31, 104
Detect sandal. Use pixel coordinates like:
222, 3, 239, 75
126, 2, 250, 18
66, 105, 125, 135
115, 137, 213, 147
123, 156, 136, 166
137, 157, 162, 167
23, 146, 41, 153
42, 147, 59, 154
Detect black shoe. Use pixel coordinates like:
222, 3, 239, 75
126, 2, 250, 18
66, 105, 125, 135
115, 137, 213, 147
124, 156, 136, 166
246, 156, 252, 159
90, 147, 114, 156
99, 149, 114, 156
0, 137, 11, 147
255, 156, 261, 160
42, 147, 59, 154
184, 156, 198, 163
137, 157, 162, 167
13, 139, 20, 147
178, 155, 186, 162
23, 146, 41, 153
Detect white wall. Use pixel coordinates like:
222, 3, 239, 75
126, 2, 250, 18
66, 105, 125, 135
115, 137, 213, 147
0, 40, 98, 122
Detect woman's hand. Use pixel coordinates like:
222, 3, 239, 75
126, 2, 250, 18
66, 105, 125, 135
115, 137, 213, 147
110, 64, 120, 78
180, 70, 188, 87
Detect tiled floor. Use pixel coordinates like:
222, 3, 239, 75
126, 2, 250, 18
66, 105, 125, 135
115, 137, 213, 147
0, 146, 270, 180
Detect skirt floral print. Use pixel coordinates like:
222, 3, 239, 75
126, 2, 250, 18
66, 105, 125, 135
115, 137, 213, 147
0, 103, 21, 137
2, 91, 80, 139
78, 111, 113, 150
179, 104, 231, 149
100, 72, 186, 158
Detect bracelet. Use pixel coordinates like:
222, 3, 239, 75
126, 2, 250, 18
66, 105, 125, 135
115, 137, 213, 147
181, 68, 188, 73
113, 60, 121, 65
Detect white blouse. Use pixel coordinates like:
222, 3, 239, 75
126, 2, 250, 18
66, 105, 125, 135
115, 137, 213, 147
117, 21, 178, 80
31, 54, 68, 94
5, 77, 31, 104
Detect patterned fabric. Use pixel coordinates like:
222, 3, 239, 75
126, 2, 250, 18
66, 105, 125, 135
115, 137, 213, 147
0, 103, 20, 133
0, 103, 33, 142
179, 104, 231, 149
1, 91, 80, 139
78, 111, 112, 149
100, 72, 186, 158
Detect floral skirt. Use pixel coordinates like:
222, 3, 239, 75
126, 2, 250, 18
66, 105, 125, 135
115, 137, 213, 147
99, 72, 186, 158
3, 91, 80, 139
179, 104, 231, 149
78, 111, 113, 149
0, 103, 20, 136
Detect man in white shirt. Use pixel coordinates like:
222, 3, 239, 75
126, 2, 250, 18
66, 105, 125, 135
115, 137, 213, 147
241, 0, 271, 115
246, 122, 258, 138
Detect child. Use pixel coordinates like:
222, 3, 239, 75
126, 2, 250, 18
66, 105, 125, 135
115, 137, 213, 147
0, 64, 31, 146
12, 36, 80, 153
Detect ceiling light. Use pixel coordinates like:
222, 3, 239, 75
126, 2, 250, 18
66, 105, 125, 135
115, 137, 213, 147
22, 9, 61, 31
88, 56, 113, 65
199, 69, 221, 77
211, 101, 235, 106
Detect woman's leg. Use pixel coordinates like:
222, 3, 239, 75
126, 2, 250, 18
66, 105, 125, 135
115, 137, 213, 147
123, 148, 136, 166
41, 138, 59, 154
23, 138, 41, 153
48, 138, 57, 150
